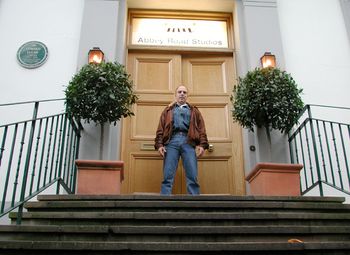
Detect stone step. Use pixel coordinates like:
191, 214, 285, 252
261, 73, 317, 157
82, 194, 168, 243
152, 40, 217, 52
0, 240, 350, 255
36, 194, 346, 203
0, 225, 349, 242
2, 195, 350, 254
9, 211, 350, 226
23, 200, 350, 213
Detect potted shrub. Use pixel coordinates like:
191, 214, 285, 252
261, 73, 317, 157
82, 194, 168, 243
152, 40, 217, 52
230, 67, 304, 196
65, 61, 138, 156
65, 61, 138, 194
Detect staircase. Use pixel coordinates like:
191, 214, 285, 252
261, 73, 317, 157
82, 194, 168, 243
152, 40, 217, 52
0, 195, 350, 254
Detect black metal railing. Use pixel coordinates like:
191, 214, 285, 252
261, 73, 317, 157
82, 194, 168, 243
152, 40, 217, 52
0, 99, 82, 224
288, 104, 350, 196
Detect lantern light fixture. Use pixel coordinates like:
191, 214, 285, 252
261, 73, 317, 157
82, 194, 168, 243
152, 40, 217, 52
88, 47, 104, 64
260, 52, 276, 68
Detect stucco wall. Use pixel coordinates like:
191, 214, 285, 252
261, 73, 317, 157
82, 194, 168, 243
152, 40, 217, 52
76, 0, 125, 161
0, 0, 84, 124
277, 0, 350, 108
276, 0, 350, 199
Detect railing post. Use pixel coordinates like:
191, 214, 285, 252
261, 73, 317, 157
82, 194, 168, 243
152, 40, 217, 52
0, 126, 8, 168
16, 101, 39, 225
56, 114, 68, 194
307, 105, 324, 196
72, 119, 81, 194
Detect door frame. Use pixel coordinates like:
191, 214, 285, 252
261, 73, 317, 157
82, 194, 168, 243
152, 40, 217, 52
120, 9, 245, 195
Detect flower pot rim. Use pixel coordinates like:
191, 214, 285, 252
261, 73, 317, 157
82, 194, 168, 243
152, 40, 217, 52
246, 162, 303, 181
75, 159, 124, 169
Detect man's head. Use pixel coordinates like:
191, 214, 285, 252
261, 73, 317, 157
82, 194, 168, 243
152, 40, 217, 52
175, 85, 188, 105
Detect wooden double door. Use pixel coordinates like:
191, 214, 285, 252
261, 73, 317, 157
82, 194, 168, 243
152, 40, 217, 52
121, 51, 245, 195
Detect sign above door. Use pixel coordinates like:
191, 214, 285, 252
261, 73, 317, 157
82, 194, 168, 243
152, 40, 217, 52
131, 17, 229, 49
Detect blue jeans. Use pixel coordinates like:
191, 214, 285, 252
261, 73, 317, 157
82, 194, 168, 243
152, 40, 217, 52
160, 133, 200, 195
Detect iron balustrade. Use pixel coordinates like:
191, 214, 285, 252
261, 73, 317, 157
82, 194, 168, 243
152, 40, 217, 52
0, 99, 82, 224
288, 104, 350, 196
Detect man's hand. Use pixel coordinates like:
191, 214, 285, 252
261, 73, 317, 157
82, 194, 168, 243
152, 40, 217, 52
158, 146, 166, 157
196, 146, 205, 158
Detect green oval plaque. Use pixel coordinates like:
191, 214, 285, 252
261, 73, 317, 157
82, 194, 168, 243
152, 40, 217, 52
17, 41, 48, 69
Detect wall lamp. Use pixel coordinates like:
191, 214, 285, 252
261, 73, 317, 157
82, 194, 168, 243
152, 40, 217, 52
88, 47, 104, 64
260, 52, 276, 68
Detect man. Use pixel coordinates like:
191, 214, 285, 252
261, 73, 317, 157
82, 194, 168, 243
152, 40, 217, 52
154, 85, 209, 195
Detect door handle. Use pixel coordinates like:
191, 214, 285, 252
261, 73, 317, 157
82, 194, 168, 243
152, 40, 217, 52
208, 144, 214, 152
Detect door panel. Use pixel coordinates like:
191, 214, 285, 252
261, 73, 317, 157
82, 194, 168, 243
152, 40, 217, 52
198, 159, 232, 194
122, 53, 181, 194
197, 104, 230, 140
122, 52, 245, 195
132, 54, 181, 93
132, 156, 163, 193
183, 57, 231, 94
133, 103, 166, 139
181, 55, 244, 195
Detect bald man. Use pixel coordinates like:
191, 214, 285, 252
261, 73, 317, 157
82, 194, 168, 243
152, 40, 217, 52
154, 85, 209, 195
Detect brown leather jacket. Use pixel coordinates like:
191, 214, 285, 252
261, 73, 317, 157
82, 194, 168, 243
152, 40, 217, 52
154, 102, 209, 150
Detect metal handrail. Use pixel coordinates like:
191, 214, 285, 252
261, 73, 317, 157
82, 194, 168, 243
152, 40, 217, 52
0, 98, 65, 107
0, 99, 82, 224
288, 104, 350, 196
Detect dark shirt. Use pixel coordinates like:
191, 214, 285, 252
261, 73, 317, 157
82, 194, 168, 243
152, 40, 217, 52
173, 104, 190, 132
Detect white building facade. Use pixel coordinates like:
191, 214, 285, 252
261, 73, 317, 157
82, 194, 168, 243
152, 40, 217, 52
0, 0, 349, 199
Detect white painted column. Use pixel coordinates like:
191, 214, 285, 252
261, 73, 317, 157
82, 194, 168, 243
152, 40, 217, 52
235, 0, 289, 176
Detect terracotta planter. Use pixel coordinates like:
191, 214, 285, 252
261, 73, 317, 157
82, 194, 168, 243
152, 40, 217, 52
75, 160, 124, 195
245, 162, 303, 196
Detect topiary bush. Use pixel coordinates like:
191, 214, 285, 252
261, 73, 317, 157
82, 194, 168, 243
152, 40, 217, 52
231, 67, 304, 134
65, 61, 138, 125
